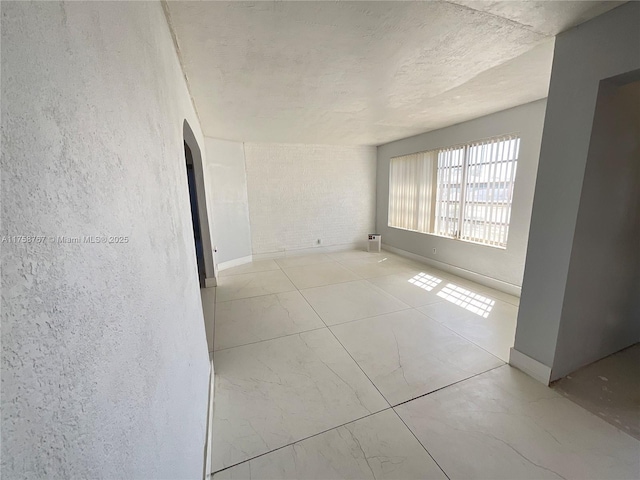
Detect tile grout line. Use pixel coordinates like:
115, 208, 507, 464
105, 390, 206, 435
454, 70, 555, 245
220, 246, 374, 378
218, 267, 282, 278
214, 262, 386, 475
279, 262, 393, 413
212, 252, 512, 478
350, 271, 513, 366
219, 253, 519, 306
213, 298, 505, 359
392, 363, 506, 409
216, 258, 511, 364
390, 407, 452, 480
213, 325, 328, 353
342, 259, 515, 363
211, 362, 509, 477
215, 256, 508, 368
215, 262, 410, 352
217, 262, 364, 303
286, 265, 456, 480
347, 255, 521, 308
389, 365, 509, 479
302, 257, 510, 480
214, 288, 294, 304
211, 408, 394, 476
316, 299, 456, 480
214, 300, 412, 353
417, 308, 509, 363
215, 255, 395, 475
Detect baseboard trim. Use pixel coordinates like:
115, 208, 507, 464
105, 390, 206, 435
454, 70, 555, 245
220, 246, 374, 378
382, 244, 521, 297
509, 347, 552, 385
217, 255, 253, 271
252, 242, 366, 261
203, 359, 215, 479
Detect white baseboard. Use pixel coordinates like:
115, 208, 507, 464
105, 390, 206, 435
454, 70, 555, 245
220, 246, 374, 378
382, 244, 521, 297
509, 347, 552, 385
252, 242, 366, 261
217, 255, 253, 271
203, 359, 215, 479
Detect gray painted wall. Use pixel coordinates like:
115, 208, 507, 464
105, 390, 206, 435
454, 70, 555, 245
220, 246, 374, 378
376, 100, 547, 288
552, 81, 640, 379
204, 137, 253, 265
1, 2, 210, 478
514, 1, 640, 372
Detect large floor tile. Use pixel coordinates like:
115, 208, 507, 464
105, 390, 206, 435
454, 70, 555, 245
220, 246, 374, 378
341, 257, 422, 279
216, 270, 296, 302
219, 259, 281, 277
418, 291, 517, 361
213, 409, 446, 479
282, 262, 360, 289
329, 250, 406, 264
368, 271, 445, 307
300, 280, 409, 326
214, 291, 325, 350
275, 253, 334, 268
332, 310, 503, 405
212, 329, 388, 471
396, 366, 639, 480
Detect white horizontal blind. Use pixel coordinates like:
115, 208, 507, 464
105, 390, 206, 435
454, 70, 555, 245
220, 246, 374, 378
435, 147, 465, 238
461, 135, 519, 247
388, 150, 438, 233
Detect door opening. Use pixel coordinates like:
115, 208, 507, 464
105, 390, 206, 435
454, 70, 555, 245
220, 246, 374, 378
182, 120, 216, 288
184, 141, 206, 287
182, 121, 216, 478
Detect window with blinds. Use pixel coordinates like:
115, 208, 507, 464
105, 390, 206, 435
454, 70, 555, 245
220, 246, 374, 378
388, 134, 520, 248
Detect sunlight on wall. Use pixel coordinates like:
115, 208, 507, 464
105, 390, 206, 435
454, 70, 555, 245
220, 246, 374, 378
437, 283, 495, 318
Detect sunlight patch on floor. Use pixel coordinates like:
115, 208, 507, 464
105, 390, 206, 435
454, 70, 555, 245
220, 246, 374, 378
437, 283, 495, 318
408, 272, 442, 291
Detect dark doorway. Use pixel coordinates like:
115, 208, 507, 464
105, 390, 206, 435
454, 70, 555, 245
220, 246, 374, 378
184, 141, 206, 287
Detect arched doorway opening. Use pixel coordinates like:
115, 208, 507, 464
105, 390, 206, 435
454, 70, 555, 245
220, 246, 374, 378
183, 120, 216, 288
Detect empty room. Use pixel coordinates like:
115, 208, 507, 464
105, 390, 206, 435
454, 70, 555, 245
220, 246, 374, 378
2, 1, 639, 479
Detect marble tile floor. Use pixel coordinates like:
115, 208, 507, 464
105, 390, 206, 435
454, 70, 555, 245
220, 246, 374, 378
205, 250, 639, 479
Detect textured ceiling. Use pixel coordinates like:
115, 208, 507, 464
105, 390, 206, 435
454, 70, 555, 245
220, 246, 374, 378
165, 1, 623, 145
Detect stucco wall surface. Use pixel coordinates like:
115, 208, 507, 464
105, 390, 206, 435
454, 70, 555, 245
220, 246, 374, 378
244, 143, 377, 254
1, 2, 210, 478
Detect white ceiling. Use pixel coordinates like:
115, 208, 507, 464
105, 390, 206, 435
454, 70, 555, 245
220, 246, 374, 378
165, 1, 623, 146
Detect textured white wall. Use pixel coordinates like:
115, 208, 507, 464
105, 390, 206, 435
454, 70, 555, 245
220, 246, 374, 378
376, 100, 546, 288
1, 2, 210, 478
204, 138, 253, 264
244, 144, 377, 254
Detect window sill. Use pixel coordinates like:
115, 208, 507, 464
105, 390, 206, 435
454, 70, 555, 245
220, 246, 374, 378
386, 225, 507, 250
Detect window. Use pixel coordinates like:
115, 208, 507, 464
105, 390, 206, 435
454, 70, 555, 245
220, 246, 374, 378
388, 134, 520, 248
